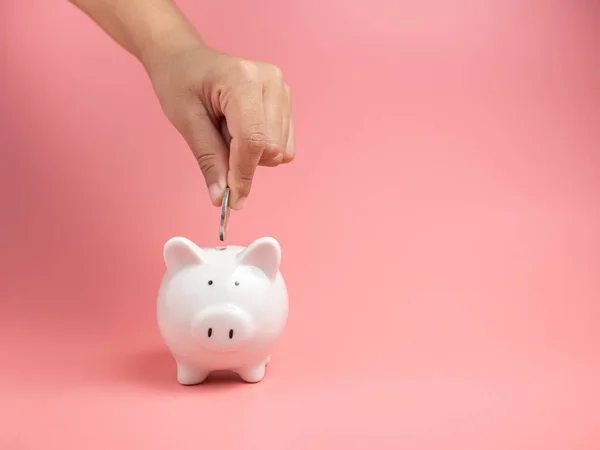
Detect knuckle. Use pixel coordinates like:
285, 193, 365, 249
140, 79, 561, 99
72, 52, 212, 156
195, 152, 217, 175
263, 141, 281, 158
270, 64, 284, 81
235, 161, 257, 189
234, 177, 253, 197
265, 153, 284, 166
238, 169, 254, 185
234, 59, 260, 80
243, 131, 268, 154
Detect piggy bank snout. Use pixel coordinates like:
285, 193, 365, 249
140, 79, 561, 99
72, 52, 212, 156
192, 305, 255, 352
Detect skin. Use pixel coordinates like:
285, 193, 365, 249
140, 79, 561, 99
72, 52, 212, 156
69, 0, 295, 210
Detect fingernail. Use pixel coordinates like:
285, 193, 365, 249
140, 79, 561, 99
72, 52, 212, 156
209, 183, 222, 204
236, 196, 247, 210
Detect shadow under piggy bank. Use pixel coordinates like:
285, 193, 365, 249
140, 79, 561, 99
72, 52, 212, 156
118, 348, 248, 392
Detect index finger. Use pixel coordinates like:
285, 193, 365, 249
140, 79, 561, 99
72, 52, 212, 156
223, 82, 267, 210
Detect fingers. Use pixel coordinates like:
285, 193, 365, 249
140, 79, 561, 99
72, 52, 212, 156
262, 69, 285, 157
259, 118, 295, 167
178, 109, 229, 206
280, 84, 292, 160
156, 50, 296, 211
283, 115, 296, 163
214, 60, 295, 209
222, 77, 268, 210
259, 83, 295, 167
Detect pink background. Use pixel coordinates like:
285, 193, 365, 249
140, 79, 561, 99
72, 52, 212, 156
1, 0, 599, 448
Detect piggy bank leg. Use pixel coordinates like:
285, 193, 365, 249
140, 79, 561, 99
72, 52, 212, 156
236, 361, 267, 383
176, 363, 209, 385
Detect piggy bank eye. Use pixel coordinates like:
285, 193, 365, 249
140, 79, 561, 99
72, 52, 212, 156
208, 280, 213, 286
234, 281, 240, 286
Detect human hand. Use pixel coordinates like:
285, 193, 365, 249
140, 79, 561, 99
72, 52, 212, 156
145, 43, 295, 210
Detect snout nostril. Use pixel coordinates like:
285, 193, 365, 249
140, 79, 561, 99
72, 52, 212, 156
207, 328, 213, 338
229, 329, 234, 339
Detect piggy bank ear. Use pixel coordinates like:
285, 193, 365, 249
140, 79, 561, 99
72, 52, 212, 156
163, 237, 206, 274
237, 237, 281, 281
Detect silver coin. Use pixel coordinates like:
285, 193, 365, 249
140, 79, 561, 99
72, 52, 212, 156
219, 187, 230, 241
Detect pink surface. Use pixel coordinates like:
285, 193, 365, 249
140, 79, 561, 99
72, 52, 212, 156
1, 0, 599, 448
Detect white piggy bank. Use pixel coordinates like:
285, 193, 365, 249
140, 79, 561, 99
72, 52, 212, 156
157, 236, 289, 384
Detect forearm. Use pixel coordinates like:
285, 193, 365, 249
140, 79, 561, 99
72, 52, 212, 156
69, 0, 205, 68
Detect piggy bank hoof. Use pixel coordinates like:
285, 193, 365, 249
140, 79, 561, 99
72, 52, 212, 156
237, 363, 267, 383
176, 364, 209, 385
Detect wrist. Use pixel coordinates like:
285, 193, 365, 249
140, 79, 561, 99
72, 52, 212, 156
70, 0, 210, 71
136, 16, 208, 71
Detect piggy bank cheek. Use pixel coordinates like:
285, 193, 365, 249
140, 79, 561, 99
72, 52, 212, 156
162, 270, 208, 318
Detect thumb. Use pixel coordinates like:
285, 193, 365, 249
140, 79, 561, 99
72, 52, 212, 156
179, 113, 230, 206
